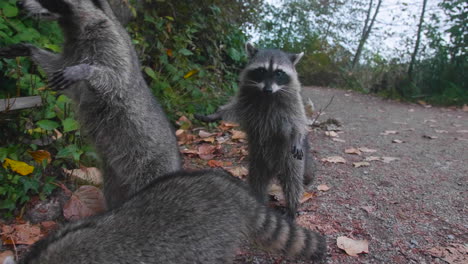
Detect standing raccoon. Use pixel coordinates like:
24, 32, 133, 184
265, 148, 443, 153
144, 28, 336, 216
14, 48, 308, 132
196, 43, 312, 220
18, 170, 326, 264
0, 0, 181, 208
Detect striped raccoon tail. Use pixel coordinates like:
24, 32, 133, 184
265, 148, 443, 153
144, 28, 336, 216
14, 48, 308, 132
253, 207, 327, 262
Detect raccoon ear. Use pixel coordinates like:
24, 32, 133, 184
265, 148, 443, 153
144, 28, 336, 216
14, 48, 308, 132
245, 43, 258, 58
289, 52, 304, 65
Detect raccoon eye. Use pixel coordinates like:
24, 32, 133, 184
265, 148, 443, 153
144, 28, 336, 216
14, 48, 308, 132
248, 68, 267, 83
274, 70, 289, 85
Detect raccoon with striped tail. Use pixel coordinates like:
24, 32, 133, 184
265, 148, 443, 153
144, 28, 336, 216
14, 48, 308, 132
196, 43, 313, 220
0, 0, 182, 209
17, 169, 326, 264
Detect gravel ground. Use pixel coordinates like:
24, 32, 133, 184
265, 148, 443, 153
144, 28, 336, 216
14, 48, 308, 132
234, 86, 468, 263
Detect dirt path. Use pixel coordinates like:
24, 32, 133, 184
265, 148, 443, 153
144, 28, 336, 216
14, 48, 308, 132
234, 86, 468, 263
304, 87, 467, 263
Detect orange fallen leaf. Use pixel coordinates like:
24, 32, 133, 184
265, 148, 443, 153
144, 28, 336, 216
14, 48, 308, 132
207, 160, 224, 168
317, 184, 330, 191
198, 144, 217, 160
218, 121, 239, 131
337, 236, 369, 256
28, 150, 52, 164
63, 186, 107, 221
300, 191, 315, 203
321, 156, 346, 164
1, 223, 42, 245
231, 130, 247, 140
345, 148, 361, 155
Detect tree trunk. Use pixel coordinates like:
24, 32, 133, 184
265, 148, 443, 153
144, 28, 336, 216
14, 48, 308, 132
351, 0, 382, 69
408, 0, 428, 81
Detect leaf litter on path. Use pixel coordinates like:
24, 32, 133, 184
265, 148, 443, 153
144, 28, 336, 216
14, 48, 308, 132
317, 184, 330, 192
321, 156, 346, 164
345, 147, 361, 155
381, 130, 398, 135
1, 223, 42, 245
63, 185, 106, 221
337, 236, 369, 256
353, 162, 370, 168
427, 244, 468, 264
358, 147, 377, 153
63, 167, 103, 185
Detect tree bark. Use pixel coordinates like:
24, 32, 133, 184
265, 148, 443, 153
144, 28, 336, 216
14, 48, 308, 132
408, 0, 428, 81
351, 0, 382, 69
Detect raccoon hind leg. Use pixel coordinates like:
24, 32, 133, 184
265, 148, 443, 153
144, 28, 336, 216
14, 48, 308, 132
247, 158, 273, 204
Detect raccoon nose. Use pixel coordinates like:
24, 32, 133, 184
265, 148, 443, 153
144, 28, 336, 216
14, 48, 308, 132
264, 85, 273, 93
17, 1, 24, 8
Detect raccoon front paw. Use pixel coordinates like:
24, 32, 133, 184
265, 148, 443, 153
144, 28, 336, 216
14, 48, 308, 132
0, 43, 34, 58
291, 145, 303, 160
48, 64, 93, 90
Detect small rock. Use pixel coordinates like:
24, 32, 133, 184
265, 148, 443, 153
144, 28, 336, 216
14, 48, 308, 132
447, 235, 455, 240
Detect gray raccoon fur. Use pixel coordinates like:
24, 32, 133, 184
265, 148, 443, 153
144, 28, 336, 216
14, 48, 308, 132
196, 43, 312, 219
19, 170, 326, 264
0, 0, 181, 208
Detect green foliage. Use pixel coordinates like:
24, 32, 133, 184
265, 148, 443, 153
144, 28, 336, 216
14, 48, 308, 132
128, 0, 257, 119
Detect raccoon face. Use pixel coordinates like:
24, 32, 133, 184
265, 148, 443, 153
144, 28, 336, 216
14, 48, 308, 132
242, 43, 303, 94
18, 0, 103, 20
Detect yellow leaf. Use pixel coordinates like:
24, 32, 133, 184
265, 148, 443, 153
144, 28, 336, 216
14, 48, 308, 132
3, 158, 34, 176
28, 150, 52, 164
183, 69, 198, 79
166, 49, 173, 57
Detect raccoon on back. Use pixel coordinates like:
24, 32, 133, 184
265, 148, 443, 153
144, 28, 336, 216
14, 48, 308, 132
19, 170, 326, 264
1, 0, 182, 208
196, 43, 312, 220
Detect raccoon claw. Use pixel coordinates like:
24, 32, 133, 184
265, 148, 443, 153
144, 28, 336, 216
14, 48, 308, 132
291, 145, 303, 160
48, 64, 92, 90
0, 43, 33, 58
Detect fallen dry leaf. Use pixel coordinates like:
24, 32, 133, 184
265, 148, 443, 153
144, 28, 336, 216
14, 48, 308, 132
365, 156, 381, 162
198, 130, 215, 138
381, 130, 398, 135
337, 236, 369, 257
317, 184, 330, 191
0, 251, 14, 264
381, 157, 399, 163
358, 147, 377, 153
2, 158, 34, 176
321, 156, 346, 164
176, 115, 192, 130
218, 121, 239, 131
427, 244, 468, 264
353, 161, 370, 168
300, 191, 316, 203
28, 150, 52, 164
199, 136, 216, 143
63, 167, 103, 185
63, 185, 107, 221
325, 131, 339, 137
345, 148, 361, 155
175, 129, 195, 145
198, 144, 217, 160
226, 166, 248, 179
231, 130, 247, 140
361, 206, 376, 213
207, 160, 224, 168
1, 223, 42, 245
392, 139, 404, 143
332, 138, 346, 143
